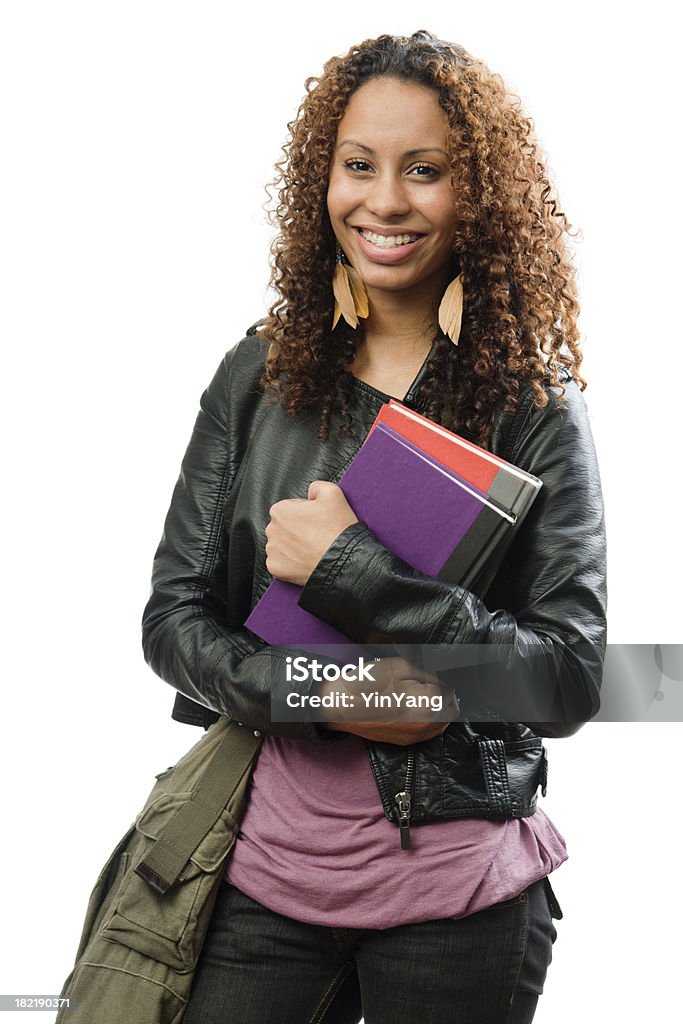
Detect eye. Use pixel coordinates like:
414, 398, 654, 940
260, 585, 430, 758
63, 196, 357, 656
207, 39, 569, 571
343, 159, 440, 179
344, 159, 372, 173
411, 163, 440, 178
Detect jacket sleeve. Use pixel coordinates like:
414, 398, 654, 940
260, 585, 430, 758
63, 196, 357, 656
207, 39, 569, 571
297, 379, 608, 735
140, 347, 344, 742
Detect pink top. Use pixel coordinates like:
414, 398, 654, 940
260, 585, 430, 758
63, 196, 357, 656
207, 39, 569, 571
225, 732, 567, 930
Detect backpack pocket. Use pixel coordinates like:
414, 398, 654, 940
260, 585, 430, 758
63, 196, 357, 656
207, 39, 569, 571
99, 791, 239, 972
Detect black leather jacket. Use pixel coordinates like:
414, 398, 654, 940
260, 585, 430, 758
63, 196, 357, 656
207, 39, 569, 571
141, 320, 607, 844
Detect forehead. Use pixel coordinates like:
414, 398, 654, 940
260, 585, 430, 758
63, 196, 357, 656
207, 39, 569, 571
335, 77, 448, 148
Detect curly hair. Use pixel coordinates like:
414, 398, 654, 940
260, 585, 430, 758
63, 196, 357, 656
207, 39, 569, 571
258, 29, 585, 447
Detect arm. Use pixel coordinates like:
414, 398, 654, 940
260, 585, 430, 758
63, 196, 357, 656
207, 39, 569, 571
140, 346, 344, 741
297, 379, 607, 736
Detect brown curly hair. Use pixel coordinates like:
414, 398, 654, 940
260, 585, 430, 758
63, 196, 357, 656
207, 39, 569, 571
258, 29, 585, 447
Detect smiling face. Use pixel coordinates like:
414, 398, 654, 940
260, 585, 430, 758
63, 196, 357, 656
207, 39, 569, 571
326, 76, 459, 303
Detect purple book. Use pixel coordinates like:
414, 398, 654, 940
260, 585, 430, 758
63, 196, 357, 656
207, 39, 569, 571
244, 423, 510, 647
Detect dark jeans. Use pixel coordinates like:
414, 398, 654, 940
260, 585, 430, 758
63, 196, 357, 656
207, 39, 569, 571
183, 876, 562, 1024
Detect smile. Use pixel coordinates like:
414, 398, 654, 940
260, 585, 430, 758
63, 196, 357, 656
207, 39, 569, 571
353, 226, 427, 263
357, 228, 423, 248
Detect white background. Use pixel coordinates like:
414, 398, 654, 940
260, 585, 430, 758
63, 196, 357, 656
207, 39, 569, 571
1, 1, 681, 1021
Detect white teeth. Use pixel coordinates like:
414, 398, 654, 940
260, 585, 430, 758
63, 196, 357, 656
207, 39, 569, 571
359, 229, 421, 248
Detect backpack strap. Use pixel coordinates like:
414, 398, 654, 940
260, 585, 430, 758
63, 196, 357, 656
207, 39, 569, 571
134, 722, 261, 894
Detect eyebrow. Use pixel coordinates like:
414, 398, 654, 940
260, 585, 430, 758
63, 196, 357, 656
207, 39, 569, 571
337, 140, 449, 158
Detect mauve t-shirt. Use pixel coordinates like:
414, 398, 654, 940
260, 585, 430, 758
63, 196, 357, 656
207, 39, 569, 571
224, 732, 568, 930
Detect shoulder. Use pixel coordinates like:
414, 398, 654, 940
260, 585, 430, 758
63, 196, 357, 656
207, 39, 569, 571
507, 367, 597, 473
195, 318, 272, 443
204, 318, 270, 400
223, 317, 270, 386
534, 367, 590, 429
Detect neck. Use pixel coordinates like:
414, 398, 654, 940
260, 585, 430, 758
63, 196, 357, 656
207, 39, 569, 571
360, 260, 456, 348
345, 288, 439, 394
357, 262, 454, 365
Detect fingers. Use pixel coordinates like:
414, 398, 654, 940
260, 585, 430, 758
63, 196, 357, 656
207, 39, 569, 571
307, 480, 338, 501
375, 657, 440, 687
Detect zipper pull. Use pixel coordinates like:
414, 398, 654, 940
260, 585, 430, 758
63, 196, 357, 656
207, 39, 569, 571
395, 791, 412, 850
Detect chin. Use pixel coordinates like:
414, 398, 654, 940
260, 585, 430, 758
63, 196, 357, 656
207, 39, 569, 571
360, 269, 428, 290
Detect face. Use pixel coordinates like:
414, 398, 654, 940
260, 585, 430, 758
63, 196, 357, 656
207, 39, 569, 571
326, 76, 459, 300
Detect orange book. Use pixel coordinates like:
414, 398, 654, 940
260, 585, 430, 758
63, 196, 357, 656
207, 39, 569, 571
367, 399, 538, 521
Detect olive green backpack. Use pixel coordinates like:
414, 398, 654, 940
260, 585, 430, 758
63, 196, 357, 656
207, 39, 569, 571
56, 717, 263, 1024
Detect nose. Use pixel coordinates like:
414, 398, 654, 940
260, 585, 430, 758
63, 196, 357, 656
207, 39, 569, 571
365, 171, 411, 219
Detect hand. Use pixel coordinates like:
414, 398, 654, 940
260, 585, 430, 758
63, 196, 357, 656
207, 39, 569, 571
323, 717, 452, 746
318, 657, 460, 746
265, 480, 358, 587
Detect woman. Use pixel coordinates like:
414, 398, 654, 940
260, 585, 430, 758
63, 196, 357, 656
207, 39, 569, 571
141, 30, 607, 1024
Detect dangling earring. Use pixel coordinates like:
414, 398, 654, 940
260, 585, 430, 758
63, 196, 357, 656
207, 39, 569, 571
438, 272, 464, 346
332, 240, 369, 329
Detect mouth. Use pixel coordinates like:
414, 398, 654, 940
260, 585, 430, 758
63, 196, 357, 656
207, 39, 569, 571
353, 226, 425, 249
352, 226, 427, 263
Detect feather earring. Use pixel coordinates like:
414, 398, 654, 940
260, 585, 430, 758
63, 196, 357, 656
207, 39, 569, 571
438, 272, 464, 346
332, 241, 369, 329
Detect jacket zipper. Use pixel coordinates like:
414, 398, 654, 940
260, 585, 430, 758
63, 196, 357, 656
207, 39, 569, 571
394, 748, 415, 850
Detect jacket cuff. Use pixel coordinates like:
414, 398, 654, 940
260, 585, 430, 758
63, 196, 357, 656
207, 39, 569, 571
208, 641, 351, 742
297, 522, 372, 634
298, 521, 460, 645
